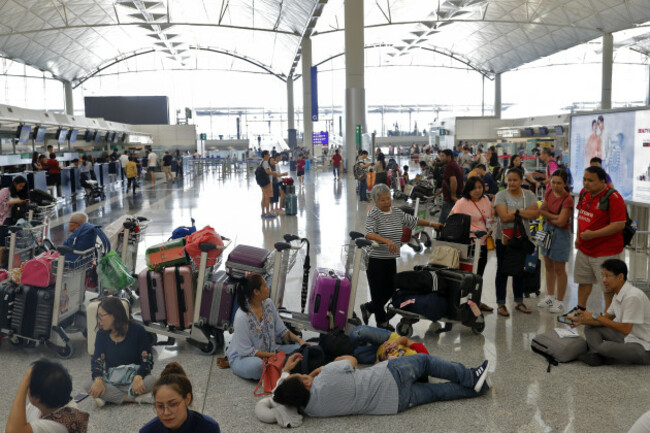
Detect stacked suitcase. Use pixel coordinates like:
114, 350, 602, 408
308, 268, 352, 332
284, 177, 297, 216
10, 285, 54, 341
140, 238, 195, 330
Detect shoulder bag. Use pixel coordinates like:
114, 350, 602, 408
254, 351, 287, 397
471, 198, 494, 250
502, 213, 535, 276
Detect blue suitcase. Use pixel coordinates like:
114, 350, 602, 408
285, 193, 297, 216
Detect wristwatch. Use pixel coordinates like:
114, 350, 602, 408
592, 313, 599, 321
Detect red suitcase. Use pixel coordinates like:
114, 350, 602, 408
163, 266, 194, 329
138, 269, 166, 324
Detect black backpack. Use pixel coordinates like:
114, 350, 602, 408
439, 213, 471, 244
255, 163, 270, 187
289, 345, 326, 375
578, 188, 635, 246
319, 328, 354, 363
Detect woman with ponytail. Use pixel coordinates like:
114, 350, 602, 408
225, 273, 305, 380
140, 362, 220, 433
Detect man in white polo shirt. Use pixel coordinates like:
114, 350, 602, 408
570, 259, 650, 366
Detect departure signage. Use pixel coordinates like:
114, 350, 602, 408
313, 131, 328, 145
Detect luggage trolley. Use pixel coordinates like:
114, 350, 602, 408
133, 239, 232, 356
119, 216, 151, 275
399, 197, 433, 253
387, 230, 486, 337
7, 219, 52, 276
3, 245, 96, 359
271, 231, 369, 334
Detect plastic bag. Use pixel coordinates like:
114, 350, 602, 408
97, 251, 135, 291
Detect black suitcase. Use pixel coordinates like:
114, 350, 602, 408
416, 265, 482, 314
439, 213, 471, 244
394, 269, 447, 294
0, 282, 17, 329
391, 291, 448, 322
11, 286, 54, 340
524, 264, 541, 297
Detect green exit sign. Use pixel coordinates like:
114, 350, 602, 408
439, 129, 447, 136
200, 133, 207, 140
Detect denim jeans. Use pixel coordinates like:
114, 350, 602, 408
359, 179, 368, 201
386, 354, 486, 412
439, 200, 454, 224
230, 343, 301, 381
333, 166, 340, 178
495, 239, 524, 304
349, 325, 392, 364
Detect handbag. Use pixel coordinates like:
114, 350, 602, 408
471, 199, 493, 250
254, 351, 287, 397
502, 214, 535, 276
535, 229, 553, 250
104, 364, 139, 386
428, 245, 460, 268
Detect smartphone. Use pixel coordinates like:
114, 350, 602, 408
556, 315, 573, 325
74, 393, 89, 403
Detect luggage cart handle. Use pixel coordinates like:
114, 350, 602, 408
56, 245, 95, 256
274, 242, 292, 252
198, 237, 231, 253
355, 239, 379, 248
349, 231, 365, 240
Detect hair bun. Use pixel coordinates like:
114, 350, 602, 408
161, 361, 187, 378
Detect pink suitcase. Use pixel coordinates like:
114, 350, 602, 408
163, 265, 194, 329
308, 268, 351, 331
138, 269, 166, 324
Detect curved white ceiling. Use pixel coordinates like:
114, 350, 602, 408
0, 0, 648, 86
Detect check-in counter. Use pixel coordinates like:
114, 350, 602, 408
67, 167, 81, 195
26, 171, 47, 191
60, 168, 72, 197
1, 172, 25, 189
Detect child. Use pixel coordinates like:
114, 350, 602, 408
402, 165, 410, 190
295, 154, 306, 187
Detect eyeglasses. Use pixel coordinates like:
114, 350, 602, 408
97, 312, 110, 320
155, 400, 182, 413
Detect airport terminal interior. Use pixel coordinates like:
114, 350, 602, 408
1, 1, 650, 432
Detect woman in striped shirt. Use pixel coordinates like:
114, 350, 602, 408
360, 184, 441, 330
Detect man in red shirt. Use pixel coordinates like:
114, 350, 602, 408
437, 149, 464, 223
571, 166, 626, 315
330, 148, 343, 181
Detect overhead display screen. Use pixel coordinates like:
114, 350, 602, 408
570, 109, 648, 202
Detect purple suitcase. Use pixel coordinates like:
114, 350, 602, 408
138, 269, 166, 324
308, 268, 351, 331
225, 245, 270, 278
200, 270, 238, 330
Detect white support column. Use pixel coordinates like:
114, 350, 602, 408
301, 38, 313, 155
64, 81, 74, 115
602, 33, 613, 110
344, 0, 366, 175
287, 77, 297, 149
494, 73, 501, 118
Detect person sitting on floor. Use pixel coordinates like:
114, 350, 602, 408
348, 325, 429, 364
225, 273, 305, 381
6, 359, 89, 433
140, 362, 220, 433
85, 297, 155, 407
273, 354, 490, 418
569, 259, 650, 366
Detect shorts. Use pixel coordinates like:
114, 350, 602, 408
573, 249, 623, 286
539, 224, 571, 263
297, 171, 305, 177
261, 183, 273, 198
162, 165, 171, 173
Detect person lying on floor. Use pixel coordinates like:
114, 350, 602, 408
349, 325, 429, 364
273, 353, 491, 417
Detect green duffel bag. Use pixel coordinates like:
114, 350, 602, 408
97, 251, 136, 292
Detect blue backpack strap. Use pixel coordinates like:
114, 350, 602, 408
94, 226, 111, 253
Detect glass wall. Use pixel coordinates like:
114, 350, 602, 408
0, 59, 64, 111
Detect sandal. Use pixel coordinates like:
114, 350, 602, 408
497, 304, 509, 317
479, 302, 494, 313
515, 303, 532, 314
216, 357, 230, 369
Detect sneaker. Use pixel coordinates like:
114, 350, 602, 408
94, 397, 106, 408
549, 301, 565, 314
135, 393, 154, 405
537, 296, 553, 308
360, 303, 372, 325
471, 360, 490, 392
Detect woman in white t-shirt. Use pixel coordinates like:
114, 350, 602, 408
6, 359, 89, 433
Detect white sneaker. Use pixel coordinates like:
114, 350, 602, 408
94, 397, 106, 408
549, 301, 565, 314
537, 296, 553, 308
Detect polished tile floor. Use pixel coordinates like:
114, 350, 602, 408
1, 161, 649, 432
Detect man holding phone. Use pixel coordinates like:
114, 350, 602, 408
568, 259, 650, 366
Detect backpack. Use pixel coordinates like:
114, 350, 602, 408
531, 330, 588, 372
289, 345, 326, 375
255, 163, 271, 187
170, 218, 197, 240
556, 162, 573, 188
353, 162, 367, 181
439, 213, 471, 244
578, 188, 635, 246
